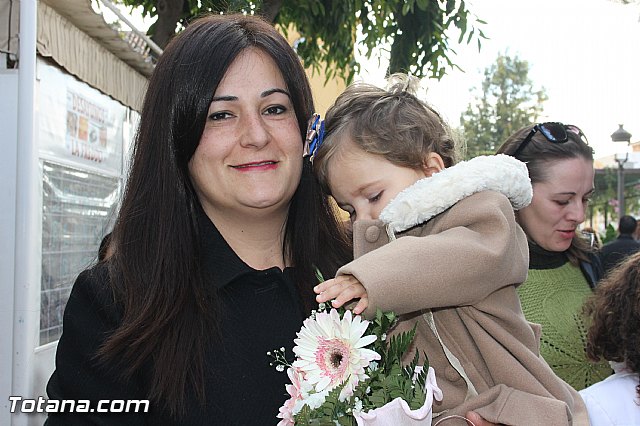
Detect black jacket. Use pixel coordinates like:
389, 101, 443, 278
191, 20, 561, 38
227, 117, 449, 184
46, 212, 311, 425
580, 251, 604, 289
599, 234, 640, 276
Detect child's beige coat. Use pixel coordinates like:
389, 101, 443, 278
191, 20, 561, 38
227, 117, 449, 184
338, 155, 589, 425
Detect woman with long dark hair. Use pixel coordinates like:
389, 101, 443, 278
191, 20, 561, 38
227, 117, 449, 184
45, 14, 351, 425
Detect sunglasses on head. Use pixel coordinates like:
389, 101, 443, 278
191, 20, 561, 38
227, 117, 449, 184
512, 122, 588, 157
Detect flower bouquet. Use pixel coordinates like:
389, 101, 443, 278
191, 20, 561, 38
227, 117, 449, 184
272, 304, 442, 425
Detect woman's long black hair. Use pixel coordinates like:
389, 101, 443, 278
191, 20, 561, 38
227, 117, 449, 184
99, 14, 351, 416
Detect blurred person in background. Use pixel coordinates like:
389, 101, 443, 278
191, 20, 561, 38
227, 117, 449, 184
599, 215, 640, 276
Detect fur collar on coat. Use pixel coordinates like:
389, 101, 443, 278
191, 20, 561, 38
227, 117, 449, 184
380, 154, 533, 234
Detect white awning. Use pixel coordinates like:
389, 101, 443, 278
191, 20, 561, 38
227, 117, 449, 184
1, 0, 154, 111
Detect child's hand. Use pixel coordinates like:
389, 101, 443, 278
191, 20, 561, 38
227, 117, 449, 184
314, 275, 369, 315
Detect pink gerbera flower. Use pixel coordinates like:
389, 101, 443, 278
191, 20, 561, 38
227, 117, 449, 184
292, 309, 380, 400
277, 367, 305, 426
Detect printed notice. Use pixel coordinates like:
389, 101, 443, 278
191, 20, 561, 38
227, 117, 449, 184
66, 91, 110, 163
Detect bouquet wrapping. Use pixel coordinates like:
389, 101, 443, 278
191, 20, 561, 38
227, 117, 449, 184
353, 366, 441, 425
273, 305, 442, 425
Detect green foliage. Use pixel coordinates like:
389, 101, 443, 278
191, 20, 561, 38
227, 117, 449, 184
591, 168, 618, 226
293, 308, 429, 424
295, 384, 356, 425
589, 168, 640, 228
116, 0, 486, 84
603, 223, 617, 244
460, 52, 547, 160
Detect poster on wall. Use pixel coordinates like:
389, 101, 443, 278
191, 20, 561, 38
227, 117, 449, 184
38, 59, 125, 175
65, 91, 110, 163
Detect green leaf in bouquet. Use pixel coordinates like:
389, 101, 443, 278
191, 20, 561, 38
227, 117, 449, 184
402, 350, 430, 409
384, 363, 403, 379
370, 309, 397, 338
295, 405, 313, 424
414, 351, 430, 390
382, 325, 416, 374
403, 350, 419, 380
294, 381, 360, 425
409, 384, 427, 410
367, 388, 389, 408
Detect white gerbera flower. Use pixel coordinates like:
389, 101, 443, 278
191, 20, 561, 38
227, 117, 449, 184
292, 309, 380, 400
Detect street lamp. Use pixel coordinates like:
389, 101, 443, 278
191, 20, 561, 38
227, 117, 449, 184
611, 124, 632, 217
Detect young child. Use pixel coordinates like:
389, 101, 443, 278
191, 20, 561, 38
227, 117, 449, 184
579, 251, 640, 425
308, 75, 589, 425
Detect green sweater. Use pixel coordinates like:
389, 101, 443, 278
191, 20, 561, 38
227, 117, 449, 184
517, 248, 612, 390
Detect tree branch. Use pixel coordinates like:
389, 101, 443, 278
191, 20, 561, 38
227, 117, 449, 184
260, 0, 283, 23
152, 0, 184, 48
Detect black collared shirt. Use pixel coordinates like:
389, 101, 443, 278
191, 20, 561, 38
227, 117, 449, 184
195, 210, 308, 425
46, 212, 312, 425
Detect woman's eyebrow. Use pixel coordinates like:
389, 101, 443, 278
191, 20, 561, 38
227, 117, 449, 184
553, 188, 595, 196
261, 88, 290, 98
210, 88, 290, 103
211, 95, 237, 102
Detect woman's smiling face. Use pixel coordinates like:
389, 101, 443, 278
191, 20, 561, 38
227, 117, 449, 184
188, 47, 303, 220
517, 157, 594, 252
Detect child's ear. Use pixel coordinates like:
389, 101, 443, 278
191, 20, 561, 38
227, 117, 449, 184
421, 153, 445, 177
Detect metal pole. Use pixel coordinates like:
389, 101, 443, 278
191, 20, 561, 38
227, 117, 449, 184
98, 0, 163, 56
13, 0, 39, 424
618, 161, 625, 217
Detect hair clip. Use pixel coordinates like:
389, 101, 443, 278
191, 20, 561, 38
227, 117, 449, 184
303, 113, 325, 162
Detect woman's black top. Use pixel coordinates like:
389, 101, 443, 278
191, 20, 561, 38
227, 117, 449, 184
528, 241, 603, 288
45, 212, 311, 425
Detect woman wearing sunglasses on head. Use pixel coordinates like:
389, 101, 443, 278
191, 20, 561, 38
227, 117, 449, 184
497, 123, 612, 391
